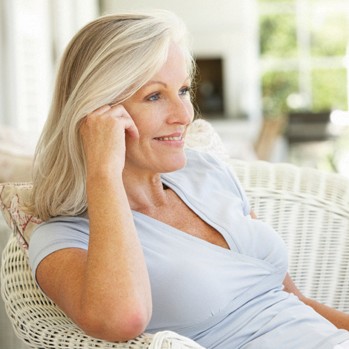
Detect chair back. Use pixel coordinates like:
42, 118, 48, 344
230, 158, 349, 312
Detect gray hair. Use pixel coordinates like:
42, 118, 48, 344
29, 10, 195, 220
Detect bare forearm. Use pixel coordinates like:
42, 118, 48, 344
302, 297, 349, 330
283, 273, 349, 330
81, 174, 152, 336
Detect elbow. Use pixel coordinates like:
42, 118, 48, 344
77, 306, 151, 342
116, 310, 151, 341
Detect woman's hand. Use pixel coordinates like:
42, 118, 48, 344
283, 273, 349, 330
80, 104, 139, 177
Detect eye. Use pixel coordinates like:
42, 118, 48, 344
179, 86, 191, 97
147, 92, 160, 101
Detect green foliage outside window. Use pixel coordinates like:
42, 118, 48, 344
262, 71, 298, 118
312, 68, 347, 112
260, 14, 297, 58
259, 0, 348, 119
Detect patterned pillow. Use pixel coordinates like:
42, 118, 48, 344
0, 182, 42, 254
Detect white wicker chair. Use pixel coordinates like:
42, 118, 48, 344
1, 119, 349, 348
230, 158, 349, 313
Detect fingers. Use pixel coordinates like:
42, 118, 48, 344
109, 105, 139, 139
82, 104, 139, 139
80, 104, 139, 175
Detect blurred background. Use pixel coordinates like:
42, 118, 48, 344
0, 0, 349, 346
1, 0, 349, 172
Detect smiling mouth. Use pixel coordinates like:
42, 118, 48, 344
154, 136, 183, 141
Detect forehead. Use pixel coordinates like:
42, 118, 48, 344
149, 43, 190, 82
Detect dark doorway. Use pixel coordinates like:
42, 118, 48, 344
194, 58, 224, 117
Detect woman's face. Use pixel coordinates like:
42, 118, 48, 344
122, 43, 194, 175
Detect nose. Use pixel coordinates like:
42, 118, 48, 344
167, 96, 194, 125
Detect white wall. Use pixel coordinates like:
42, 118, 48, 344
101, 0, 262, 122
0, 0, 99, 137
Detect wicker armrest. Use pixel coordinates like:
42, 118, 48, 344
1, 236, 203, 349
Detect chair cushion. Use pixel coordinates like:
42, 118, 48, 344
0, 124, 35, 183
0, 150, 32, 182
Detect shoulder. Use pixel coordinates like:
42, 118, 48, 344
178, 148, 234, 180
184, 148, 227, 168
164, 149, 250, 214
164, 148, 241, 193
180, 148, 240, 186
37, 214, 89, 229
29, 212, 89, 242
29, 215, 89, 276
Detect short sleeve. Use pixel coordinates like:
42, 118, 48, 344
191, 149, 251, 216
28, 216, 89, 280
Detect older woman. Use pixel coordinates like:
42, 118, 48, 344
28, 10, 349, 349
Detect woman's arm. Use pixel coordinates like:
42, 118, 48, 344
283, 273, 349, 330
36, 105, 152, 341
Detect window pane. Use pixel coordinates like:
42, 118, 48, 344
260, 13, 298, 58
310, 10, 348, 57
312, 68, 347, 111
262, 71, 299, 117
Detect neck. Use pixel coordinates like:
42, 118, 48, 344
122, 170, 169, 211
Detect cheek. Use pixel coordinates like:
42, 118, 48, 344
125, 106, 152, 131
186, 100, 195, 120
131, 113, 160, 140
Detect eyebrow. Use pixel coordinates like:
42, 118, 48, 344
143, 81, 167, 88
142, 76, 191, 89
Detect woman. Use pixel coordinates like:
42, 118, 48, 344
28, 10, 349, 348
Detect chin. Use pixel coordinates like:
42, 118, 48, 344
160, 154, 187, 173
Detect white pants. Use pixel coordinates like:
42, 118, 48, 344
334, 340, 349, 349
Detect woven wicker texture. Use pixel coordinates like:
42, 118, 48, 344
230, 158, 349, 313
1, 236, 155, 348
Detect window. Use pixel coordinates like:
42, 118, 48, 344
259, 0, 349, 119
0, 0, 98, 137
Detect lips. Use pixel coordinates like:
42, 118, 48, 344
154, 132, 183, 141
155, 136, 183, 141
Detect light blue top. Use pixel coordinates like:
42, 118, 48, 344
29, 149, 349, 349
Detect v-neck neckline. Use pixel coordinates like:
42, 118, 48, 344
132, 176, 239, 253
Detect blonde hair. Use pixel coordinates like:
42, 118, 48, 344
29, 10, 195, 220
